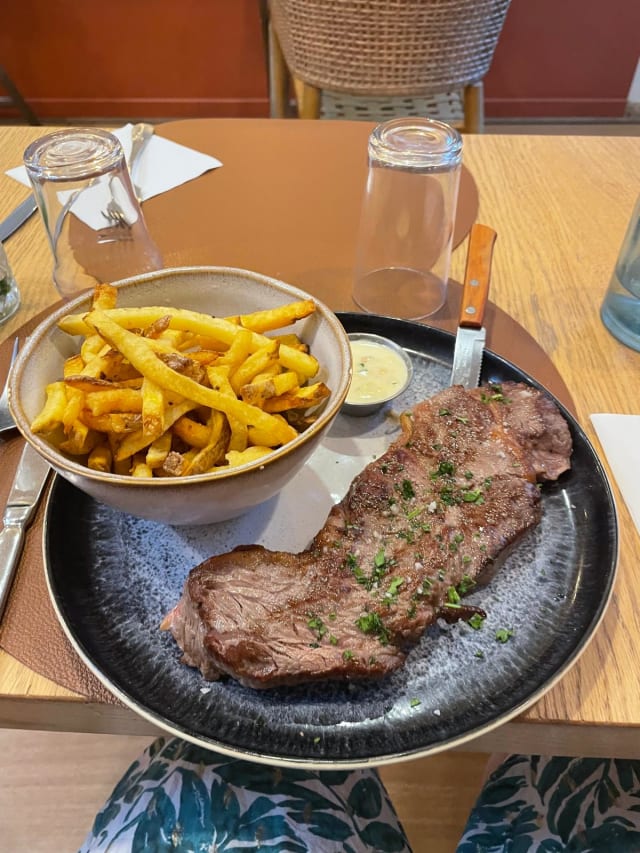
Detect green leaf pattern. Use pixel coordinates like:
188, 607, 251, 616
79, 737, 411, 852
457, 754, 640, 851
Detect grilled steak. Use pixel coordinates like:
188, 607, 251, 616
162, 381, 572, 689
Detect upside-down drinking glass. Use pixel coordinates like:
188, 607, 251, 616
352, 117, 462, 320
23, 128, 163, 299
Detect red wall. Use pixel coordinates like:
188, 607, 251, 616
486, 0, 640, 118
1, 0, 638, 122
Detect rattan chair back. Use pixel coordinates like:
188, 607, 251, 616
269, 0, 511, 97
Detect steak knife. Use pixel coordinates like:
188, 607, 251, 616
0, 443, 50, 622
0, 195, 38, 243
450, 223, 497, 388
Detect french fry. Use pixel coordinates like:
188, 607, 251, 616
62, 388, 85, 434
86, 310, 297, 446
237, 299, 315, 332
59, 421, 101, 455
114, 398, 200, 462
131, 454, 153, 478
146, 431, 173, 469
32, 285, 332, 480
85, 388, 143, 416
229, 339, 279, 394
31, 381, 68, 434
141, 377, 165, 440
59, 306, 319, 377
262, 382, 331, 413
225, 446, 273, 467
79, 411, 142, 434
172, 415, 211, 449
63, 354, 86, 378
241, 370, 299, 407
217, 328, 253, 367
92, 283, 118, 310
88, 443, 113, 473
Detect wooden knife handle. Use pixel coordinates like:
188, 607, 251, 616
458, 223, 497, 328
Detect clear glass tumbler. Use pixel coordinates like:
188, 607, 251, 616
0, 243, 20, 324
600, 195, 640, 352
352, 117, 462, 320
23, 128, 163, 299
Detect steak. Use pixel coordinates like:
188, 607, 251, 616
162, 381, 572, 689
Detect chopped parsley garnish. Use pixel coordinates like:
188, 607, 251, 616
387, 577, 404, 597
474, 650, 485, 659
436, 460, 455, 477
410, 698, 421, 708
468, 613, 485, 630
401, 479, 415, 499
457, 574, 475, 594
307, 615, 328, 640
461, 489, 483, 503
438, 408, 451, 416
495, 628, 514, 643
455, 415, 469, 424
446, 586, 461, 605
342, 649, 355, 661
355, 611, 390, 645
464, 470, 474, 480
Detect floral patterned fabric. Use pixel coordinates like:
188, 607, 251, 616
79, 737, 411, 853
456, 754, 640, 852
81, 744, 640, 852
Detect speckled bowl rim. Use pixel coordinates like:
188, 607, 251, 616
8, 266, 353, 488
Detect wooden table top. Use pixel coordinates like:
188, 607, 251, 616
1, 121, 639, 758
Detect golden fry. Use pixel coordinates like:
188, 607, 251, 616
262, 382, 331, 413
85, 388, 143, 416
241, 371, 299, 407
31, 381, 67, 434
59, 306, 319, 377
146, 431, 173, 469
229, 340, 279, 394
172, 415, 211, 449
38, 285, 331, 479
141, 377, 165, 440
92, 283, 118, 310
88, 443, 113, 473
86, 311, 296, 446
237, 299, 315, 333
225, 446, 273, 467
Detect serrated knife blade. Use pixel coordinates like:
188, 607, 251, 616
0, 195, 37, 243
0, 442, 50, 621
450, 223, 497, 388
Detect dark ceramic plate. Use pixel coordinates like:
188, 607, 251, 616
44, 313, 618, 768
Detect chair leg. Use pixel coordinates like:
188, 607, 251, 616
0, 64, 40, 125
268, 22, 291, 118
293, 76, 321, 119
463, 82, 484, 134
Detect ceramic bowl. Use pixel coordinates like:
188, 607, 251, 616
9, 266, 352, 525
341, 332, 413, 417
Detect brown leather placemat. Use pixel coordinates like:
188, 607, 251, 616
0, 288, 574, 702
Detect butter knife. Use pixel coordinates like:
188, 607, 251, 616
0, 195, 38, 243
0, 443, 50, 621
450, 223, 497, 388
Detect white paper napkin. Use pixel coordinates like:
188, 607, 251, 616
5, 123, 222, 229
591, 413, 640, 536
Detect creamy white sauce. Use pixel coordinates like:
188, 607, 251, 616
347, 339, 409, 403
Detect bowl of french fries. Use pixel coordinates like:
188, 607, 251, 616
9, 267, 352, 525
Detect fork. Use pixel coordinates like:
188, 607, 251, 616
101, 200, 131, 230
0, 337, 19, 434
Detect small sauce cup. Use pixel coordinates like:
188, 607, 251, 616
342, 333, 413, 416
